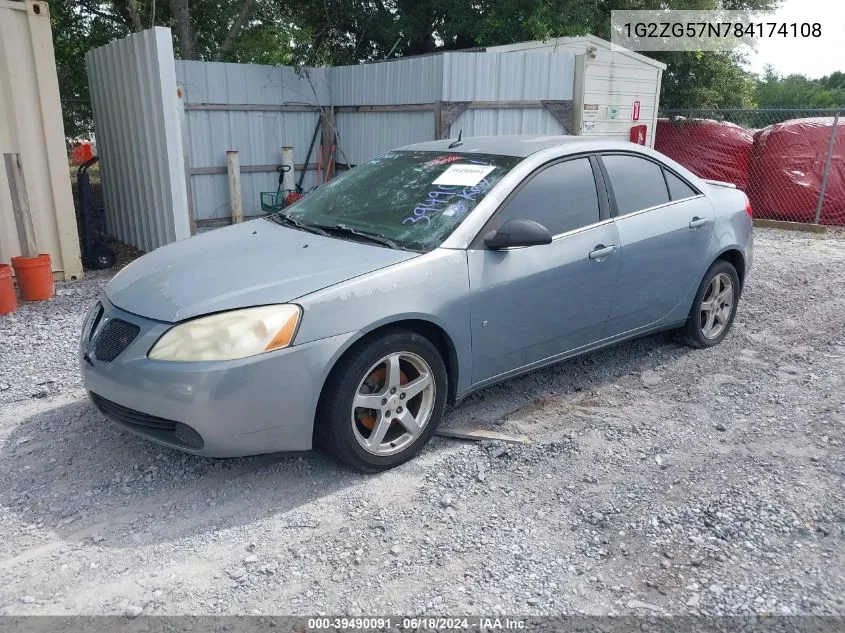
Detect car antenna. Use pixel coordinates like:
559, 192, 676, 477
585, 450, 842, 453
448, 129, 463, 149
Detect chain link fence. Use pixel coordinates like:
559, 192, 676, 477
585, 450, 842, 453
657, 108, 843, 226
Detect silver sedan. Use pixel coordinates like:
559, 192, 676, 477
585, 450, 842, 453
80, 135, 753, 472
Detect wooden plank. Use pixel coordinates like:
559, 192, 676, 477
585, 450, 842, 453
184, 101, 554, 114
440, 102, 471, 138
226, 151, 243, 224
435, 427, 531, 444
334, 103, 437, 113
433, 100, 443, 140
3, 153, 38, 258
183, 103, 320, 112
321, 106, 336, 183
466, 100, 546, 110
188, 163, 317, 176
753, 219, 827, 234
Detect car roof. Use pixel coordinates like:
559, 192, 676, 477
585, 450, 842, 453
397, 135, 646, 158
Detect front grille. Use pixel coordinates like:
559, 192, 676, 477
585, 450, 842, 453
92, 319, 139, 362
90, 392, 204, 450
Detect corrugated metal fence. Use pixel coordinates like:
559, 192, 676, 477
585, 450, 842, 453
331, 56, 443, 168
87, 29, 577, 239
86, 27, 191, 252
176, 62, 330, 223
443, 53, 575, 136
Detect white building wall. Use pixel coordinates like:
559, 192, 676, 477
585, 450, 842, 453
573, 50, 663, 147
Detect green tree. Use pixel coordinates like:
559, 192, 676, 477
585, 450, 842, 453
51, 0, 130, 137
63, 0, 840, 138
755, 66, 845, 109
657, 51, 757, 109
52, 0, 295, 136
282, 0, 777, 109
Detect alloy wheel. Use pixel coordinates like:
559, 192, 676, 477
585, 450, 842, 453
700, 272, 734, 340
351, 351, 435, 456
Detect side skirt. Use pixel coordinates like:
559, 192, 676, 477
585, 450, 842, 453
454, 319, 687, 405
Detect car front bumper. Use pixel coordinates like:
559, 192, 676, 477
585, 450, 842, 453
79, 296, 355, 457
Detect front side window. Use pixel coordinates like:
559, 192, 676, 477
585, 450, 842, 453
272, 151, 520, 252
602, 154, 670, 215
489, 158, 600, 236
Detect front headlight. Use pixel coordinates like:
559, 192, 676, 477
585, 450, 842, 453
148, 304, 301, 361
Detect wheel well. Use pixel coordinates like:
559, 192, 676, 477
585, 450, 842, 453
717, 249, 746, 288
321, 319, 460, 408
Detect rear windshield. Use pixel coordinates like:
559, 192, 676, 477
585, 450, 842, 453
280, 151, 520, 252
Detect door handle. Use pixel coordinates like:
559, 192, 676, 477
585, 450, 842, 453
589, 245, 616, 260
689, 217, 707, 228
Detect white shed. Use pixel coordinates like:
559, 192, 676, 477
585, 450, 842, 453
488, 35, 666, 148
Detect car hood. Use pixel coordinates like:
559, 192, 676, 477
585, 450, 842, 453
105, 219, 419, 322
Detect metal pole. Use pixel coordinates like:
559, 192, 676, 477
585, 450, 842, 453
814, 111, 839, 225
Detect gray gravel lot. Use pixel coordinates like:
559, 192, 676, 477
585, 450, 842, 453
0, 227, 843, 617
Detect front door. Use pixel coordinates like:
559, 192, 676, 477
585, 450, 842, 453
468, 156, 621, 384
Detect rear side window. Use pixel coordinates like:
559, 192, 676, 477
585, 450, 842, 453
602, 155, 670, 215
664, 169, 698, 201
492, 158, 600, 235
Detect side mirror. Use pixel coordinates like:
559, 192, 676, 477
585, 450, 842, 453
483, 218, 553, 250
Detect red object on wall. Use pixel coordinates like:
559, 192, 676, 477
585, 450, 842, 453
632, 100, 641, 121
655, 118, 754, 191
629, 124, 647, 145
748, 118, 845, 225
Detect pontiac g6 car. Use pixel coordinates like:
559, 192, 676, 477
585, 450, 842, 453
81, 136, 752, 472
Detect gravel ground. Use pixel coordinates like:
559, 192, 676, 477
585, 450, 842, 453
0, 228, 843, 617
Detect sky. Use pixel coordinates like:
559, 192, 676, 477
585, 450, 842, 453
744, 0, 845, 78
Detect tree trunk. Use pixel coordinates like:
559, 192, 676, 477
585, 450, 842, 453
169, 0, 196, 60
214, 0, 257, 61
126, 0, 143, 31
109, 0, 144, 31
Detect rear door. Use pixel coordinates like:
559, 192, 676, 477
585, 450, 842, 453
467, 156, 620, 384
600, 153, 715, 337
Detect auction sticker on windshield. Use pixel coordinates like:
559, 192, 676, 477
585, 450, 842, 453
432, 164, 496, 187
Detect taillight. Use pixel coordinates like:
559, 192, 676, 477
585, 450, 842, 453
744, 193, 753, 218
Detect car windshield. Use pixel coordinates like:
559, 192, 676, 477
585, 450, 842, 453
270, 151, 521, 252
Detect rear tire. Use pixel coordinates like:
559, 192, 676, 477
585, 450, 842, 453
316, 329, 448, 473
677, 260, 741, 349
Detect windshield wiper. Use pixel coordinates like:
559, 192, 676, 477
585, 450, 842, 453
267, 211, 330, 237
315, 224, 401, 250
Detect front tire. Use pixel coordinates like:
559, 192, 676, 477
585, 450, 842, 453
678, 260, 741, 348
316, 329, 448, 472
